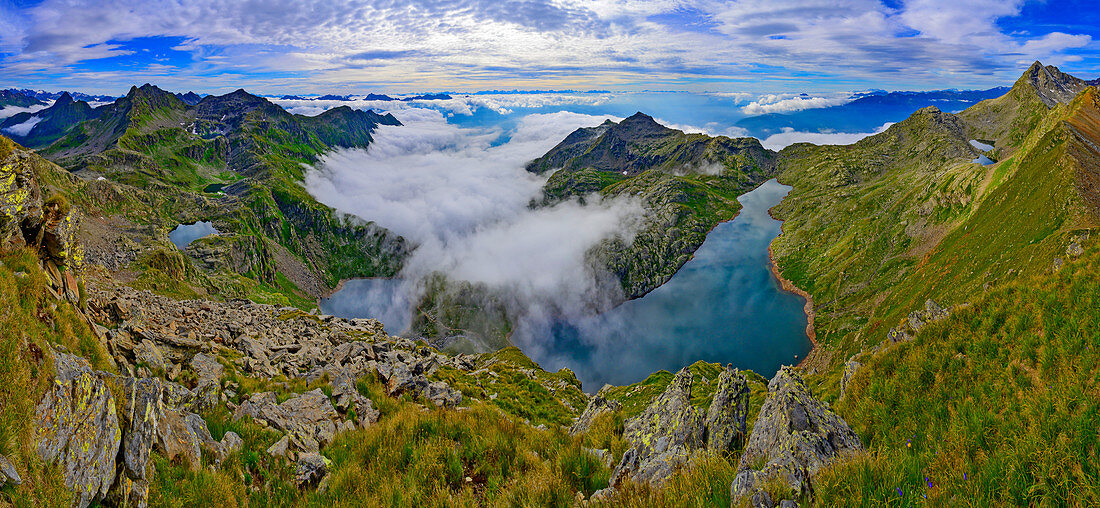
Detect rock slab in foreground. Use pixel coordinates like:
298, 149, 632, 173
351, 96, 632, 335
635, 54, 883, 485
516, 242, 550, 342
705, 365, 750, 454
609, 367, 704, 487
731, 367, 863, 506
33, 353, 121, 508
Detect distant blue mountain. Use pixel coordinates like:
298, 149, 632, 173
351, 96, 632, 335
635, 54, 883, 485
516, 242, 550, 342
736, 87, 1011, 136
2, 88, 117, 103
402, 92, 453, 100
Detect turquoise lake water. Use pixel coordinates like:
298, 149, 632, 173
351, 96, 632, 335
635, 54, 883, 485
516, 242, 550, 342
515, 179, 811, 390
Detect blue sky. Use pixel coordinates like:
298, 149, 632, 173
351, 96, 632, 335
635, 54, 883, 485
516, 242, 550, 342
0, 0, 1097, 95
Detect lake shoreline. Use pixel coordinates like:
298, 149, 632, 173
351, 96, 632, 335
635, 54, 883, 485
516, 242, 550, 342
766, 208, 818, 368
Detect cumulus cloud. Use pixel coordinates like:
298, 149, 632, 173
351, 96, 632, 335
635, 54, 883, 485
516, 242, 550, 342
2, 0, 1095, 94
741, 93, 854, 115
759, 123, 893, 150
304, 108, 643, 332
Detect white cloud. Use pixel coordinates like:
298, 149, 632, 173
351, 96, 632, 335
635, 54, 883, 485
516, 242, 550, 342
741, 93, 853, 115
0, 100, 53, 119
1020, 32, 1093, 56
1, 115, 42, 136
304, 109, 643, 331
759, 122, 893, 150
272, 93, 614, 118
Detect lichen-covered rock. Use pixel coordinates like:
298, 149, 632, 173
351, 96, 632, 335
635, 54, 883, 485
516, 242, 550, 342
383, 362, 429, 396
0, 148, 43, 249
295, 452, 330, 487
423, 381, 462, 409
190, 352, 224, 388
107, 460, 154, 508
132, 338, 165, 371
267, 435, 290, 457
0, 453, 21, 487
1067, 241, 1084, 257
156, 409, 203, 471
569, 385, 621, 436
355, 398, 381, 428
235, 389, 340, 449
888, 299, 950, 345
34, 353, 121, 508
610, 367, 704, 487
731, 367, 863, 504
39, 208, 79, 267
116, 377, 164, 480
330, 371, 359, 413
220, 431, 243, 456
704, 365, 749, 454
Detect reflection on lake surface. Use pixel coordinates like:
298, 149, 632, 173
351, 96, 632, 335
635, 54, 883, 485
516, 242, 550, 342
168, 221, 218, 249
972, 154, 994, 166
969, 139, 995, 152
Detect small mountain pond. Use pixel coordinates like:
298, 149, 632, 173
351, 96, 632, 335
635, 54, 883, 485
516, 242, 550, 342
169, 221, 218, 249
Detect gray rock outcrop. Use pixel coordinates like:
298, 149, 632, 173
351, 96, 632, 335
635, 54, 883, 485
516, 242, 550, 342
33, 353, 121, 508
731, 367, 863, 506
235, 389, 340, 457
839, 360, 862, 400
888, 299, 950, 344
423, 381, 462, 409
705, 365, 750, 454
607, 366, 752, 489
0, 453, 21, 487
609, 367, 704, 487
569, 385, 621, 436
295, 452, 330, 487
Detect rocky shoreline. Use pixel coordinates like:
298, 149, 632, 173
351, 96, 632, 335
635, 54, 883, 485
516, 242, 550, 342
766, 213, 818, 368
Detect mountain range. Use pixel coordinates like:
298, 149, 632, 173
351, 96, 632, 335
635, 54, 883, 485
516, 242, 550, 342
735, 87, 1011, 136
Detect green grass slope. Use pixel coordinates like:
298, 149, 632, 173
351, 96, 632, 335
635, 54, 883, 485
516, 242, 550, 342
32, 84, 407, 302
819, 223, 1100, 506
771, 82, 1100, 376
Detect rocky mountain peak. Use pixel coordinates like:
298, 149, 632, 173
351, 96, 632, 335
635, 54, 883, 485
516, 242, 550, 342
176, 91, 202, 106
122, 83, 185, 117
1016, 61, 1088, 107
613, 112, 671, 139
55, 92, 74, 105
